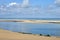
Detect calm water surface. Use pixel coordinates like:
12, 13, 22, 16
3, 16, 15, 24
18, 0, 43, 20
0, 22, 60, 36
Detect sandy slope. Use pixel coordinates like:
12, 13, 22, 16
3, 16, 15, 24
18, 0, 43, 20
0, 30, 60, 40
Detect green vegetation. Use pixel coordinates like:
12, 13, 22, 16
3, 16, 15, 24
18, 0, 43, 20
49, 22, 60, 24
45, 34, 51, 37
39, 34, 43, 36
18, 32, 51, 37
18, 32, 32, 34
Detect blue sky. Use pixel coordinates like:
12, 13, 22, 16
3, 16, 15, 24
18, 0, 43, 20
0, 0, 54, 6
0, 0, 60, 18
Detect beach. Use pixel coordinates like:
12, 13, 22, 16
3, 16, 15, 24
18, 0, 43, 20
0, 20, 60, 23
0, 29, 60, 40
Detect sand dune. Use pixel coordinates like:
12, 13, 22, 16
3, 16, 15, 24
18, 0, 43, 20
0, 29, 60, 40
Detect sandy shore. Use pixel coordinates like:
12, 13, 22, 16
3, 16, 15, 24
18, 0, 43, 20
0, 20, 60, 23
0, 29, 60, 40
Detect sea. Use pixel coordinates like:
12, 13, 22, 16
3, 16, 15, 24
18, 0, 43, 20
0, 18, 60, 37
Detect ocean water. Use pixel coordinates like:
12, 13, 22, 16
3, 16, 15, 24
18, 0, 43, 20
0, 18, 60, 20
0, 21, 60, 36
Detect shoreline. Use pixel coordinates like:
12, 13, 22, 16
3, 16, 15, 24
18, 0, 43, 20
0, 20, 60, 23
18, 31, 60, 38
1, 29, 60, 37
0, 29, 60, 40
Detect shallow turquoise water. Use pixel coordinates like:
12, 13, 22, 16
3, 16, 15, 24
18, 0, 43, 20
0, 22, 60, 36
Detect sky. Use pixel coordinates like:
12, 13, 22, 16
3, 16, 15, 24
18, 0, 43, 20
0, 0, 54, 7
0, 0, 60, 18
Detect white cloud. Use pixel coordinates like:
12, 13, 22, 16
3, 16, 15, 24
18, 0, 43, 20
21, 0, 29, 7
55, 0, 60, 3
0, 2, 41, 14
7, 2, 18, 7
46, 0, 60, 14
0, 0, 60, 18
55, 0, 60, 7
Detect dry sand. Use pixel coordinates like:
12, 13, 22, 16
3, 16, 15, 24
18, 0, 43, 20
0, 29, 60, 40
0, 20, 60, 23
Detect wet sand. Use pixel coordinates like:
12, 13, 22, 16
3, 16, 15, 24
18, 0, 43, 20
0, 29, 60, 40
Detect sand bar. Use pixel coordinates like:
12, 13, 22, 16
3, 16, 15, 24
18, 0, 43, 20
0, 20, 60, 23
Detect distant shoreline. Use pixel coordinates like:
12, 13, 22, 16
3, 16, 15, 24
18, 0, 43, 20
0, 20, 60, 24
